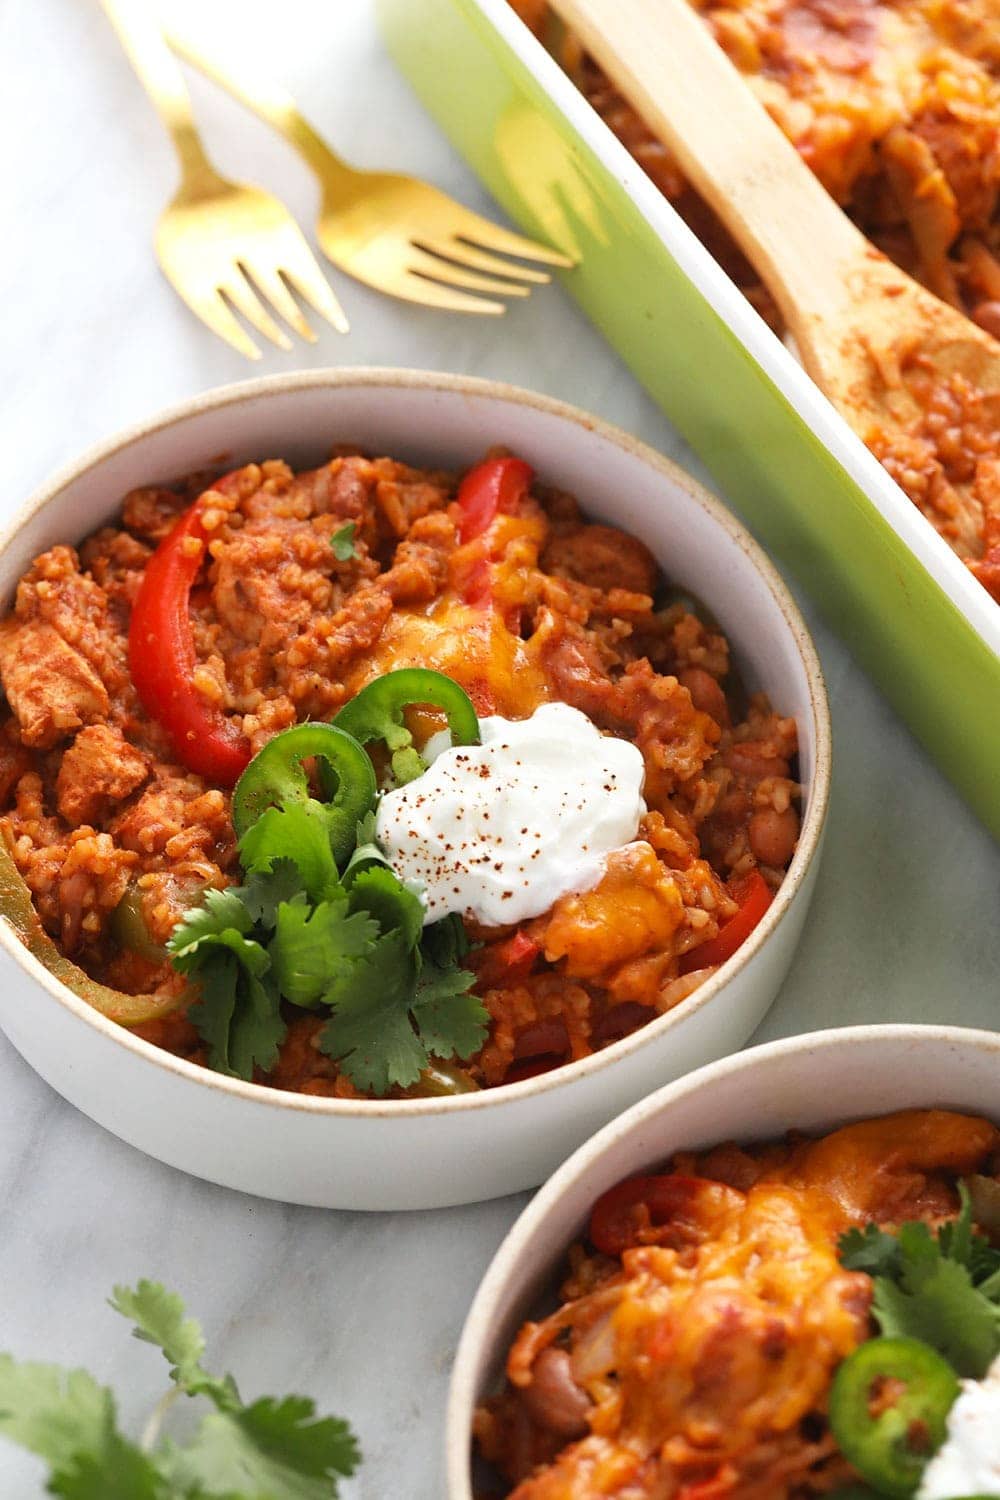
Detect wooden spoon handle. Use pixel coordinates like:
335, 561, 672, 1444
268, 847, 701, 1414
549, 0, 870, 342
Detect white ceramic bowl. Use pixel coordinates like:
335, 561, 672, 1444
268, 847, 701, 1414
0, 369, 829, 1210
446, 1023, 1000, 1496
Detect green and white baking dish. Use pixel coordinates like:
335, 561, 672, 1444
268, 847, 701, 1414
377, 0, 1000, 840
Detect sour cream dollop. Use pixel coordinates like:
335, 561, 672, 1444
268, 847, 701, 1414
918, 1353, 1000, 1497
375, 701, 646, 926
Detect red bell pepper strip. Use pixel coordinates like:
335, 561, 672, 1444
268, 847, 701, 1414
678, 869, 773, 974
496, 930, 542, 982
128, 485, 251, 786
457, 455, 534, 543
472, 929, 542, 990
589, 1173, 712, 1256
455, 456, 534, 608
677, 1473, 738, 1500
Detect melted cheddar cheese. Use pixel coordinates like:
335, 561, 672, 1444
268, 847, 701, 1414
478, 1109, 1000, 1499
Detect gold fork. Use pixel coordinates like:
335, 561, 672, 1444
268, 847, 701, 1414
165, 22, 575, 316
101, 0, 348, 358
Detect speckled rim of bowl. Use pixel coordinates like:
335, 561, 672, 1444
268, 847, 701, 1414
0, 367, 830, 1119
444, 1022, 1000, 1494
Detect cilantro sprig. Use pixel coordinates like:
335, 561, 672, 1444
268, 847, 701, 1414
839, 1182, 1000, 1378
330, 523, 357, 562
0, 1281, 358, 1498
167, 730, 487, 1097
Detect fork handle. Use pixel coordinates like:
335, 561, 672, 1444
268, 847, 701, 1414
100, 0, 215, 180
164, 20, 356, 192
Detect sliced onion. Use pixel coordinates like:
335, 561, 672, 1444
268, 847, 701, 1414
658, 967, 717, 1013
570, 1310, 617, 1384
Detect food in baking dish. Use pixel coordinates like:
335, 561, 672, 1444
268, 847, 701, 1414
475, 1108, 1000, 1497
512, 0, 1000, 602
0, 450, 799, 1098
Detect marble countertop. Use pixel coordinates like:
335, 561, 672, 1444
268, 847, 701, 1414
3, 1, 999, 1494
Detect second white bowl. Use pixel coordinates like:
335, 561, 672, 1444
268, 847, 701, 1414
447, 1023, 1000, 1495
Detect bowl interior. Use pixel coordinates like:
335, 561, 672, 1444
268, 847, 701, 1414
0, 372, 825, 1134
448, 1024, 1000, 1496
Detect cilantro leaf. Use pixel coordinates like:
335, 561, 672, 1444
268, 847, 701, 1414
167, 891, 282, 1082
411, 959, 488, 1060
187, 949, 285, 1081
319, 930, 425, 1094
839, 1184, 1000, 1379
353, 809, 378, 847
317, 929, 485, 1094
167, 884, 288, 1080
421, 913, 471, 968
49, 1435, 164, 1499
0, 1358, 117, 1475
238, 801, 340, 905
234, 860, 306, 931
164, 1396, 359, 1499
330, 522, 357, 562
269, 898, 377, 1009
170, 923, 268, 983
341, 811, 392, 884
873, 1246, 1000, 1378
0, 1284, 360, 1499
346, 865, 424, 948
109, 1282, 237, 1410
167, 888, 253, 960
940, 1184, 1000, 1281
0, 1357, 164, 1497
838, 1223, 903, 1278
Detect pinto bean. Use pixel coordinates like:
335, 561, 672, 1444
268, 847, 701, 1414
591, 1002, 657, 1047
679, 667, 729, 725
513, 1019, 569, 1061
748, 806, 799, 867
723, 742, 789, 780
523, 1348, 592, 1438
973, 301, 1000, 341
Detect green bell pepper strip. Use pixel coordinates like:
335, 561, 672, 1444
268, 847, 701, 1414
110, 883, 169, 964
230, 722, 377, 867
0, 830, 187, 1027
829, 1338, 960, 1498
334, 668, 480, 786
403, 1061, 481, 1097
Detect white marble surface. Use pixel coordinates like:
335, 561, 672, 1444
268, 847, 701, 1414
2, 1, 999, 1494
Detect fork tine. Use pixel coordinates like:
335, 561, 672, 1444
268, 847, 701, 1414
452, 215, 576, 268
174, 282, 263, 360
377, 268, 507, 316
407, 247, 532, 299
220, 270, 294, 351
418, 238, 550, 285
277, 241, 350, 335
239, 261, 317, 343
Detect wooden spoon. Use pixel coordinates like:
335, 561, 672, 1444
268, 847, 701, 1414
547, 0, 1000, 440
